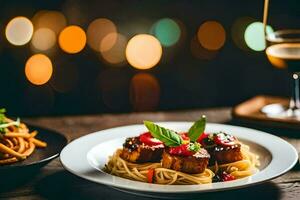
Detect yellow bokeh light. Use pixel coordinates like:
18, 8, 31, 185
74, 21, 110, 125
126, 34, 162, 70
100, 33, 127, 65
5, 16, 33, 46
25, 54, 53, 85
59, 25, 86, 54
31, 28, 56, 51
87, 18, 117, 52
197, 21, 226, 51
32, 10, 67, 35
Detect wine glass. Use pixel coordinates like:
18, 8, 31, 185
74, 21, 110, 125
262, 0, 300, 118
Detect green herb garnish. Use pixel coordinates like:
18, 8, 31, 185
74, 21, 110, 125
0, 108, 6, 122
0, 108, 20, 134
188, 115, 206, 142
0, 118, 20, 129
188, 142, 201, 152
144, 121, 183, 147
0, 108, 7, 134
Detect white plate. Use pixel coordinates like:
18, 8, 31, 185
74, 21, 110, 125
60, 122, 298, 195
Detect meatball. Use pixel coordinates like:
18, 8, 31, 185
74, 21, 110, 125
120, 137, 164, 163
161, 148, 210, 174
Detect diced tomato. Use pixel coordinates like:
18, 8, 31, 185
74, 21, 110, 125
214, 133, 237, 146
220, 171, 236, 182
139, 132, 163, 146
169, 144, 194, 156
197, 132, 209, 145
180, 132, 190, 140
147, 169, 155, 183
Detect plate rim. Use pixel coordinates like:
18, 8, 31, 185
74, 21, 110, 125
60, 122, 299, 193
0, 124, 68, 170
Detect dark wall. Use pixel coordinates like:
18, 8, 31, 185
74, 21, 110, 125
0, 0, 295, 116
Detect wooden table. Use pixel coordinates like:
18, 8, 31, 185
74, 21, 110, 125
1, 108, 300, 200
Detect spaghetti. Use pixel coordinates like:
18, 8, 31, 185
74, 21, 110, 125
105, 149, 214, 185
209, 143, 259, 179
105, 143, 259, 185
0, 111, 47, 165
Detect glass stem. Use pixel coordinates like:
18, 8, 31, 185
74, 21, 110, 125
289, 72, 300, 112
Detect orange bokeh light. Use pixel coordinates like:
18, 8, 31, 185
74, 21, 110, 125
130, 73, 160, 111
59, 25, 86, 54
197, 21, 226, 51
126, 34, 162, 70
25, 54, 53, 85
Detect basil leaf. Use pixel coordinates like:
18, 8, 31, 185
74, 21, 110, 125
188, 115, 206, 142
144, 121, 183, 147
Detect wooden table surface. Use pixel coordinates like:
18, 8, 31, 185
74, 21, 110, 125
1, 107, 300, 200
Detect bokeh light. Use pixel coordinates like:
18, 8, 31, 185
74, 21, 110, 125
25, 54, 53, 85
130, 73, 160, 111
197, 21, 226, 51
87, 18, 117, 52
59, 25, 86, 54
244, 22, 273, 51
191, 36, 218, 60
99, 32, 120, 53
31, 28, 56, 51
32, 10, 67, 35
100, 33, 127, 66
5, 16, 33, 46
231, 17, 255, 51
126, 34, 162, 70
151, 18, 181, 47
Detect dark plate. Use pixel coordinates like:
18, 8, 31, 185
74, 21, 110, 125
0, 125, 67, 186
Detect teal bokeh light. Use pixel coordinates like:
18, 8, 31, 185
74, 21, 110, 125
151, 18, 181, 47
244, 22, 274, 51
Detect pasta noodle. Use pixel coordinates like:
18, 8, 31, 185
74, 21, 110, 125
105, 143, 259, 185
209, 144, 259, 179
0, 116, 47, 165
105, 149, 214, 185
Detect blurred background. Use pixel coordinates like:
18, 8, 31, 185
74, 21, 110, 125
0, 0, 298, 116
